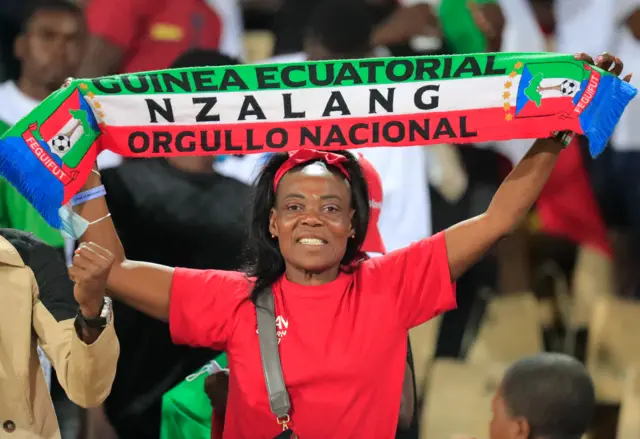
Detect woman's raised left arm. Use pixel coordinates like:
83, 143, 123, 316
444, 52, 631, 281
444, 136, 561, 280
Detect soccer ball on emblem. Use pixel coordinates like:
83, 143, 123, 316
49, 134, 71, 157
560, 79, 580, 97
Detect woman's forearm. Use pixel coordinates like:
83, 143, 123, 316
486, 137, 562, 232
445, 137, 563, 280
73, 171, 173, 320
73, 170, 125, 263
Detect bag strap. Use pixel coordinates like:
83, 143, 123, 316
255, 287, 291, 422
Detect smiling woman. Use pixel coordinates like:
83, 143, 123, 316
74, 144, 568, 437
70, 51, 629, 439
247, 150, 370, 298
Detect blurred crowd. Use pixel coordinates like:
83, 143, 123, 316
0, 0, 639, 438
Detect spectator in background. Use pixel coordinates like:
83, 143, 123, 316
416, 0, 506, 359
0, 0, 83, 250
488, 353, 595, 439
272, 0, 443, 57
77, 0, 245, 170
492, 1, 614, 308
608, 0, 640, 299
0, 0, 24, 82
558, 0, 640, 299
0, 229, 119, 439
439, 0, 504, 53
77, 0, 244, 77
96, 49, 254, 439
217, 0, 432, 252
273, 0, 503, 58
0, 0, 85, 398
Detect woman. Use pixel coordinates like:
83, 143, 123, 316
71, 53, 628, 439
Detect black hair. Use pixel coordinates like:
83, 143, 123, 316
244, 150, 370, 303
501, 353, 595, 439
20, 0, 83, 33
170, 49, 241, 69
306, 0, 374, 57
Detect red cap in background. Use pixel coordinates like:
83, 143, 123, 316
357, 154, 386, 254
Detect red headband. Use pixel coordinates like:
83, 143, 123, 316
273, 149, 351, 190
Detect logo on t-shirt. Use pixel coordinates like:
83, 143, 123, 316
256, 315, 289, 344
150, 23, 184, 41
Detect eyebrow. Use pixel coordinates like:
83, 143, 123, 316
282, 193, 343, 201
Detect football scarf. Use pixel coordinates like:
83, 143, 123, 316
0, 52, 636, 230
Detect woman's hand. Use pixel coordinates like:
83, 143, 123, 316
205, 370, 230, 416
444, 51, 632, 282
70, 242, 115, 317
575, 52, 632, 83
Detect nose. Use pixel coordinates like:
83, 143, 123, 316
51, 35, 66, 52
300, 210, 323, 227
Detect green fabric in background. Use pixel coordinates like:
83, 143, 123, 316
0, 119, 65, 248
161, 353, 228, 439
439, 0, 497, 54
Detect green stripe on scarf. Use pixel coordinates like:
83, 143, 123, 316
84, 53, 527, 95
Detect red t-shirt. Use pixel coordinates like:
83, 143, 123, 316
170, 232, 456, 439
86, 0, 222, 73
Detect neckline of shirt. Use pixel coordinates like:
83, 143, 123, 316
278, 270, 352, 297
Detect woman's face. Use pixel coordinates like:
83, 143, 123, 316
269, 162, 355, 278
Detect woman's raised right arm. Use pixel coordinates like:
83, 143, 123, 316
73, 168, 173, 320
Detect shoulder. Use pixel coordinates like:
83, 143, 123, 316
173, 268, 252, 296
103, 158, 160, 177
170, 269, 254, 323
357, 233, 447, 269
0, 229, 73, 315
101, 159, 169, 198
0, 229, 55, 266
215, 176, 255, 206
216, 173, 254, 193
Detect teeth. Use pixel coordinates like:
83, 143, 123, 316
298, 238, 325, 245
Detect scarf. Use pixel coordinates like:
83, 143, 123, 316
0, 52, 636, 230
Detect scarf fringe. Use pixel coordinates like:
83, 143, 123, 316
0, 137, 63, 228
585, 79, 638, 157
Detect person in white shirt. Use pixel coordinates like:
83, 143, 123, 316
216, 0, 432, 250
613, 0, 640, 155
490, 0, 547, 165
554, 0, 640, 297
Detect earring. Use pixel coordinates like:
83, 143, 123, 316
271, 234, 275, 238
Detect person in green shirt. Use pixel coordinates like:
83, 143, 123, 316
0, 122, 64, 249
0, 0, 85, 251
439, 0, 504, 53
